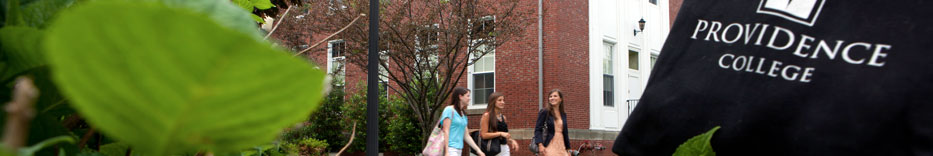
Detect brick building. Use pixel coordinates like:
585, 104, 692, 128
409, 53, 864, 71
272, 0, 681, 155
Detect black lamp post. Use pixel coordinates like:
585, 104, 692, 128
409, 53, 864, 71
634, 18, 646, 36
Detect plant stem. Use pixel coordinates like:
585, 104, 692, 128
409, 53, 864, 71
263, 5, 293, 40
77, 127, 95, 149
2, 76, 39, 150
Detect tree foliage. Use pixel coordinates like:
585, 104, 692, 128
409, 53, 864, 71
303, 0, 535, 141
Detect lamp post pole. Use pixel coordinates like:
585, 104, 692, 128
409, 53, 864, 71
366, 0, 380, 155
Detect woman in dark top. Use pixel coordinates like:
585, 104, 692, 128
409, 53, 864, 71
534, 89, 570, 156
480, 92, 520, 156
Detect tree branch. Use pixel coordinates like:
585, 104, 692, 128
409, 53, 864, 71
294, 13, 367, 56
335, 122, 356, 156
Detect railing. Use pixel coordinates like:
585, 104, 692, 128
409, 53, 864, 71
626, 99, 639, 116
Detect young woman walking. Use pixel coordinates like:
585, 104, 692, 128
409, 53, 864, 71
534, 89, 570, 156
480, 92, 520, 156
441, 87, 486, 156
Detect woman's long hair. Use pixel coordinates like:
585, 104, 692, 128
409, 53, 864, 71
546, 89, 566, 120
485, 92, 505, 132
450, 87, 471, 115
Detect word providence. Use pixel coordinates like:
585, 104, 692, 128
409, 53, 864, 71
689, 19, 892, 83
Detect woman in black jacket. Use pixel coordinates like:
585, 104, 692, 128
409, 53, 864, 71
534, 89, 570, 156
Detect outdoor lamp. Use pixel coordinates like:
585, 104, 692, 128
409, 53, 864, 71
634, 18, 646, 36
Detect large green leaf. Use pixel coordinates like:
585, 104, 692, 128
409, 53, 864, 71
18, 0, 74, 28
672, 126, 720, 156
250, 0, 271, 10
0, 26, 45, 82
98, 142, 130, 156
44, 1, 327, 155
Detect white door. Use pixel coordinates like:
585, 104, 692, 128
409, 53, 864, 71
626, 49, 643, 115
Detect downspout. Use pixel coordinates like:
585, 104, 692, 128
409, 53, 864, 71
537, 0, 544, 110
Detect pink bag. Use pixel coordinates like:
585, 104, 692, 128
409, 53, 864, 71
421, 123, 446, 156
422, 110, 449, 156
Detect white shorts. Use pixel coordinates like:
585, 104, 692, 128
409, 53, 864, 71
495, 144, 511, 156
447, 147, 462, 156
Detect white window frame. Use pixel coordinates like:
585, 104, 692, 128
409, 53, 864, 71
603, 41, 615, 107
415, 24, 440, 71
467, 16, 496, 109
379, 50, 390, 98
327, 40, 347, 87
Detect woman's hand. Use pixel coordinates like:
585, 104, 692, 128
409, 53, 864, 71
538, 144, 547, 155
499, 132, 511, 139
478, 151, 486, 156
509, 139, 519, 151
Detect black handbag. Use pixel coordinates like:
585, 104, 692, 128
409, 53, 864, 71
470, 131, 502, 155
528, 117, 548, 154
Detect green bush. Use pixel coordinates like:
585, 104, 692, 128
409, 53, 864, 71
281, 138, 328, 156
385, 97, 424, 155
340, 82, 392, 153
292, 86, 346, 152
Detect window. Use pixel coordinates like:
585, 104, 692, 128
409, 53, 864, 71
650, 54, 658, 70
604, 42, 615, 107
328, 40, 347, 87
470, 16, 496, 107
416, 24, 440, 69
471, 16, 495, 40
328, 0, 347, 13
471, 43, 495, 106
331, 41, 345, 57
649, 0, 657, 5
473, 73, 494, 106
379, 51, 390, 98
417, 24, 439, 49
628, 50, 639, 71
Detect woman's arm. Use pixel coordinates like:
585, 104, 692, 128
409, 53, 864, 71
534, 110, 546, 145
480, 113, 506, 139
442, 118, 451, 156
534, 110, 548, 155
464, 130, 486, 156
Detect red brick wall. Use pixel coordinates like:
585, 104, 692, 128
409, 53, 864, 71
463, 139, 615, 156
541, 0, 590, 130
460, 0, 590, 130
669, 0, 684, 28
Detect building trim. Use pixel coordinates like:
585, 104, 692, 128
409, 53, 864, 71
472, 128, 620, 140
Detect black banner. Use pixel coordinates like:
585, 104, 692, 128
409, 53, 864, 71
614, 0, 933, 155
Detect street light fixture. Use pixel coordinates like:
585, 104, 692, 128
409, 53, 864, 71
634, 18, 646, 36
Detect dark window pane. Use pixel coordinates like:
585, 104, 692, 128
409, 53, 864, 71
604, 75, 614, 107
629, 50, 639, 70
474, 74, 485, 88
485, 73, 495, 88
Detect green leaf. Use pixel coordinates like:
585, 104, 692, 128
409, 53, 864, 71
99, 142, 130, 156
672, 126, 720, 156
19, 136, 76, 156
18, 0, 75, 28
230, 0, 252, 11
44, 1, 327, 155
0, 26, 45, 82
250, 0, 271, 10
251, 14, 264, 24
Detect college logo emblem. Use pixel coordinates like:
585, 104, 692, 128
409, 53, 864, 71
756, 0, 826, 26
